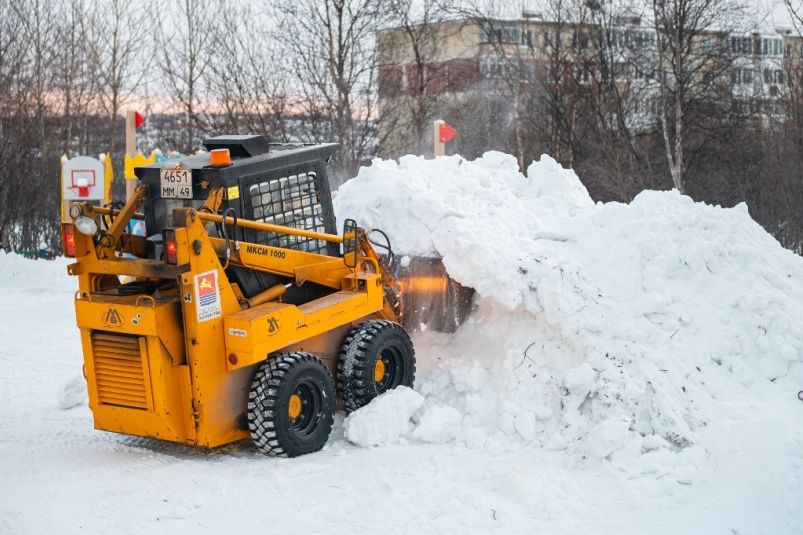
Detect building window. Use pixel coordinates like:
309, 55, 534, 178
612, 28, 657, 51
730, 36, 752, 55
760, 69, 786, 85
546, 64, 563, 84
544, 29, 559, 50
480, 55, 503, 78
760, 38, 783, 56
573, 65, 590, 84
480, 55, 519, 79
520, 29, 534, 48
634, 96, 659, 116
614, 29, 627, 50
634, 65, 656, 81
572, 30, 589, 50
484, 21, 519, 44
631, 29, 656, 49
730, 68, 753, 84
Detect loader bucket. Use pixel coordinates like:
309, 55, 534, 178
395, 256, 474, 333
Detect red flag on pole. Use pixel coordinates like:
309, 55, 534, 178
134, 111, 145, 129
439, 122, 457, 143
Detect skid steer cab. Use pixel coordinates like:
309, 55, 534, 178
62, 135, 415, 457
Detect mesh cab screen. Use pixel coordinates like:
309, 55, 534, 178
247, 172, 329, 254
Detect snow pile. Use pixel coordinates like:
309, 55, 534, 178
0, 251, 73, 291
335, 152, 803, 480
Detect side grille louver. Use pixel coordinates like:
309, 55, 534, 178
91, 332, 151, 411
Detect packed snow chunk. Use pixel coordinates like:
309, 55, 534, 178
456, 426, 488, 449
586, 418, 631, 459
641, 434, 671, 451
58, 375, 87, 410
514, 410, 537, 442
498, 412, 516, 436
544, 432, 569, 451
562, 363, 595, 411
344, 387, 424, 447
413, 404, 463, 443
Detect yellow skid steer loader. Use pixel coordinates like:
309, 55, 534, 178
62, 135, 472, 457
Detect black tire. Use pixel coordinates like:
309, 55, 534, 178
248, 352, 335, 457
337, 320, 416, 412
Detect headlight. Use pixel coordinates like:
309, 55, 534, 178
74, 215, 99, 236
69, 205, 82, 220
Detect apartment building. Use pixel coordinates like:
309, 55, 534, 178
376, 14, 803, 158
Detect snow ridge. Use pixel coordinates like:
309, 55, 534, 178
335, 151, 803, 482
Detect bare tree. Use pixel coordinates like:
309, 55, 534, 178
157, 0, 217, 153
0, 0, 36, 249
570, 1, 669, 201
785, 0, 802, 35
376, 0, 452, 155
271, 0, 384, 182
57, 0, 95, 155
650, 0, 744, 192
446, 1, 531, 168
207, 5, 291, 142
86, 0, 151, 153
14, 0, 62, 250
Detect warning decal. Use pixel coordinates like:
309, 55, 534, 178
195, 270, 222, 323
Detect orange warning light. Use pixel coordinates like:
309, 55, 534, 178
210, 148, 232, 167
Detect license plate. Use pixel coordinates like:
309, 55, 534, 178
160, 168, 193, 199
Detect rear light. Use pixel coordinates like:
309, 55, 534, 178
164, 229, 177, 265
63, 224, 75, 257
210, 148, 232, 167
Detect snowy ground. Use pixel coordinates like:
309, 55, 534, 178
3, 152, 803, 533
2, 260, 799, 534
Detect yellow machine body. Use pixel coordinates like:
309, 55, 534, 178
67, 188, 396, 448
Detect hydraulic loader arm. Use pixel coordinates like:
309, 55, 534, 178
190, 209, 401, 322
90, 185, 149, 260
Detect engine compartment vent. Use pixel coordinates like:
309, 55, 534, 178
91, 332, 151, 411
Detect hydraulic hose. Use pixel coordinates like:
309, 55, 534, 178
368, 228, 397, 274
218, 208, 239, 269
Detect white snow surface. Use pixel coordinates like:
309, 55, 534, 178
2, 152, 803, 533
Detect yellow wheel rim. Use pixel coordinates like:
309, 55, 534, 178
374, 359, 386, 382
288, 394, 302, 419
